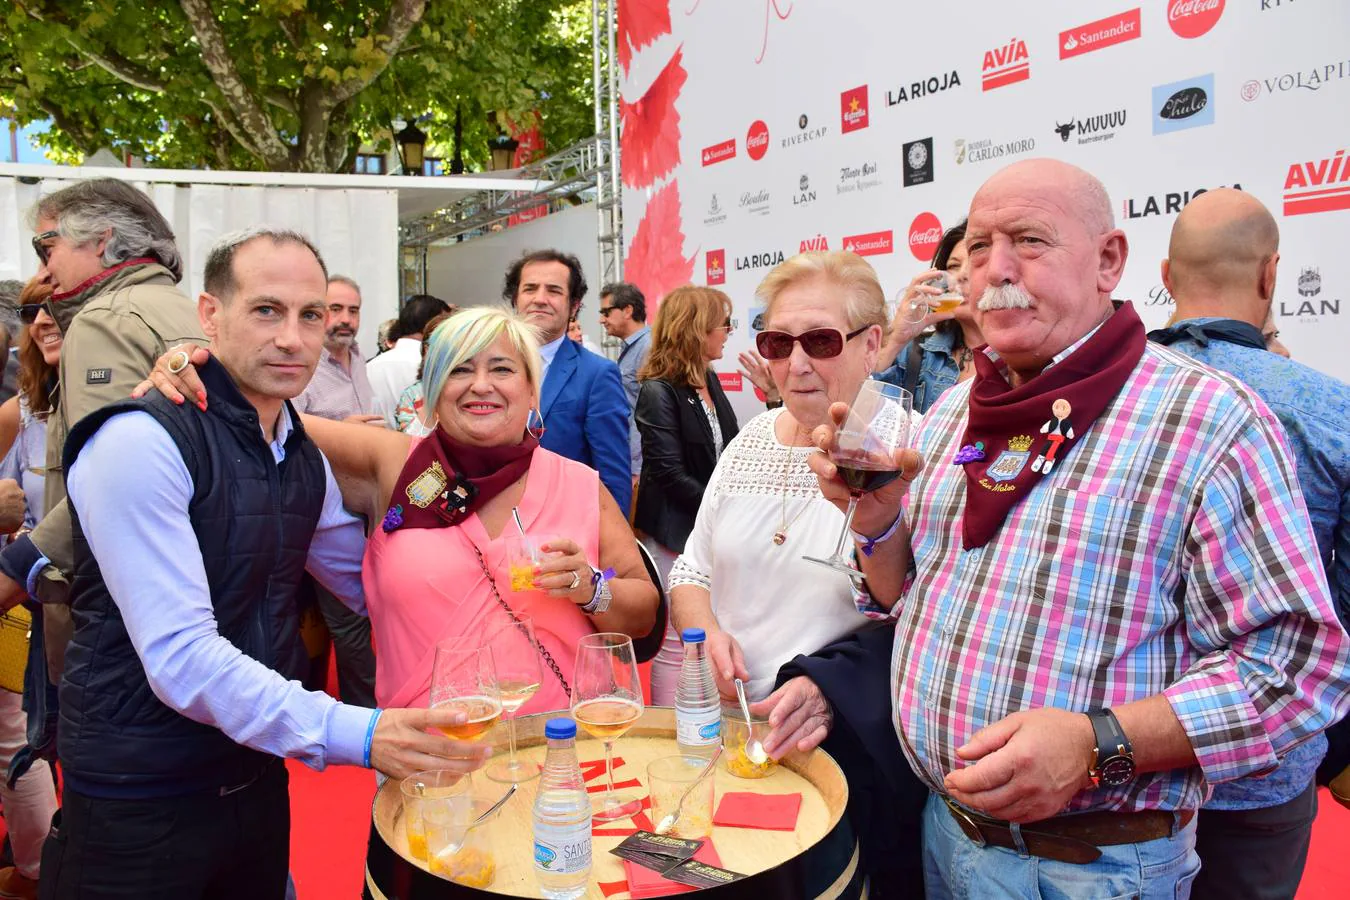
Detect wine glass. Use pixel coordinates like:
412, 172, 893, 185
484, 616, 545, 784
430, 641, 502, 743
803, 380, 913, 578
897, 271, 963, 324
571, 633, 645, 822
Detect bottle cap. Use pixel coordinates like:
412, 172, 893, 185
545, 717, 577, 740
681, 628, 706, 643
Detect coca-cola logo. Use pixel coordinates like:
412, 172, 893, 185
908, 212, 943, 262
746, 120, 770, 161
1167, 0, 1224, 40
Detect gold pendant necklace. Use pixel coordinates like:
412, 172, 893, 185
774, 419, 812, 546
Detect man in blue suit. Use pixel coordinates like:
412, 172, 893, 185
504, 250, 632, 513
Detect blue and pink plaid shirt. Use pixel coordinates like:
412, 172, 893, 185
865, 341, 1350, 813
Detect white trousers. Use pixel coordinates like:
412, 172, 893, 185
0, 688, 57, 879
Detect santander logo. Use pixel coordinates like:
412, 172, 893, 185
908, 212, 943, 261
1060, 9, 1142, 60
841, 230, 893, 257
1167, 0, 1224, 39
706, 249, 726, 285
701, 139, 736, 167
746, 120, 770, 161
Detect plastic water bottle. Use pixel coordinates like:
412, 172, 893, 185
675, 628, 722, 758
532, 718, 592, 899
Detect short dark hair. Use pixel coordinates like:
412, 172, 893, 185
31, 178, 183, 282
600, 282, 646, 322
502, 249, 587, 309
932, 219, 968, 272
204, 227, 328, 302
393, 293, 451, 341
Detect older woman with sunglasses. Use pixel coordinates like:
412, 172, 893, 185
668, 251, 885, 729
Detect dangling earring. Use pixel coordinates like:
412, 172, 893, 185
526, 407, 545, 440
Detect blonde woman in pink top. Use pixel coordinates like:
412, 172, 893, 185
304, 307, 658, 714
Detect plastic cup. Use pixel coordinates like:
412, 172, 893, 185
505, 535, 544, 592
400, 770, 471, 863
647, 755, 715, 839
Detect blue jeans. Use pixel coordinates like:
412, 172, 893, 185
922, 793, 1201, 900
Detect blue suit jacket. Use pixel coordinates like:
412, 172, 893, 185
539, 339, 633, 513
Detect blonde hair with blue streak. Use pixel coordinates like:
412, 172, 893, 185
418, 306, 542, 428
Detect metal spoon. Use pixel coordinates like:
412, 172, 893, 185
473, 784, 517, 826
734, 677, 769, 765
653, 745, 723, 836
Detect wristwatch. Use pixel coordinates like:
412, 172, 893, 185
580, 566, 612, 615
1087, 708, 1136, 788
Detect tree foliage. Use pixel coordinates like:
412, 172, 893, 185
0, 0, 595, 172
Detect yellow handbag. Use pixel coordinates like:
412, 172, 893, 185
0, 605, 32, 694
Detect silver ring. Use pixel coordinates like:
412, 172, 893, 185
567, 570, 581, 591
167, 350, 190, 374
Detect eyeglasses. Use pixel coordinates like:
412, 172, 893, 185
31, 230, 59, 266
755, 325, 869, 360
598, 305, 617, 317
18, 303, 44, 326
715, 317, 738, 332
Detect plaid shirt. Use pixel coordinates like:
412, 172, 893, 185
867, 341, 1350, 813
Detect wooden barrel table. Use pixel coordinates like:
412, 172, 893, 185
365, 707, 864, 899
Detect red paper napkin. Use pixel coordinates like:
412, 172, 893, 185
713, 791, 802, 830
623, 841, 723, 898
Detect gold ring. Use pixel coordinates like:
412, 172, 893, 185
167, 350, 190, 374
567, 570, 581, 591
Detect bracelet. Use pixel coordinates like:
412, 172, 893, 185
363, 709, 383, 768
852, 510, 904, 557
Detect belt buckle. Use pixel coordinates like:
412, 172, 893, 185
945, 797, 987, 849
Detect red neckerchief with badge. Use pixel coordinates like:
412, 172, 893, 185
953, 301, 1146, 550
382, 428, 538, 532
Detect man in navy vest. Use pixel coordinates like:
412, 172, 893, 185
43, 227, 482, 900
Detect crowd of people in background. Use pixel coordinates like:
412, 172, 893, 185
0, 158, 1341, 900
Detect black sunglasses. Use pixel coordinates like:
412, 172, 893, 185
31, 230, 59, 266
756, 325, 869, 360
18, 303, 44, 326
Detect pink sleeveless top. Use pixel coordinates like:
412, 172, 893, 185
363, 445, 601, 715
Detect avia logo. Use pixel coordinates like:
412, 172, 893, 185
841, 230, 893, 257
1241, 60, 1350, 102
1060, 9, 1142, 60
1297, 266, 1321, 298
1153, 74, 1215, 134
1123, 183, 1242, 218
793, 173, 817, 206
1283, 149, 1350, 216
908, 213, 943, 261
886, 70, 961, 105
1053, 110, 1127, 145
706, 249, 726, 285
746, 120, 770, 161
1167, 0, 1224, 40
840, 85, 870, 133
735, 251, 786, 271
800, 235, 829, 252
903, 138, 934, 187
982, 37, 1031, 91
701, 139, 736, 166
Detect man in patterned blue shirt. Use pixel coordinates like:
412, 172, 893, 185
1150, 188, 1350, 900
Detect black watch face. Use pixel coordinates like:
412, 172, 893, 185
1099, 755, 1136, 787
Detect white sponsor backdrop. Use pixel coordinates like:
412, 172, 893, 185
617, 0, 1350, 422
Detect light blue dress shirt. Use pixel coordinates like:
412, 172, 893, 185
618, 326, 652, 472
538, 333, 566, 381
66, 406, 376, 771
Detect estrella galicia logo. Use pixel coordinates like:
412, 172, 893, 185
1152, 74, 1215, 135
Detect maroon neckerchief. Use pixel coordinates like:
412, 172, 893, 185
382, 428, 538, 532
956, 301, 1146, 549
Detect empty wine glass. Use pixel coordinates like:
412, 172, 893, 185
571, 633, 645, 822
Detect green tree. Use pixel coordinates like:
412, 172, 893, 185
0, 0, 594, 173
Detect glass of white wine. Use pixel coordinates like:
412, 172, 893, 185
483, 616, 545, 784
430, 641, 502, 743
571, 633, 645, 822
898, 271, 964, 324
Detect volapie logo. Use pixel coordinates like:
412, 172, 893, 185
955, 135, 1037, 165
706, 249, 726, 285
837, 160, 883, 195
793, 173, 817, 207
982, 37, 1031, 91
1283, 148, 1350, 216
1053, 110, 1127, 145
1167, 0, 1225, 40
886, 70, 961, 105
782, 113, 828, 149
841, 230, 893, 257
903, 138, 934, 187
701, 139, 736, 167
1153, 74, 1214, 134
739, 188, 771, 217
799, 235, 829, 252
840, 86, 870, 133
1060, 9, 1142, 60
1123, 183, 1242, 218
746, 120, 770, 161
1241, 60, 1349, 102
735, 250, 787, 272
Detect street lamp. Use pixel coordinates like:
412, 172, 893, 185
395, 121, 428, 175
487, 133, 519, 172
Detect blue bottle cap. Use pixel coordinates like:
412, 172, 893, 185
545, 717, 577, 740
681, 628, 706, 643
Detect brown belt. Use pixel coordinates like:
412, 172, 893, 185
944, 796, 1196, 865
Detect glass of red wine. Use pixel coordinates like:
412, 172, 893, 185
803, 379, 913, 578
